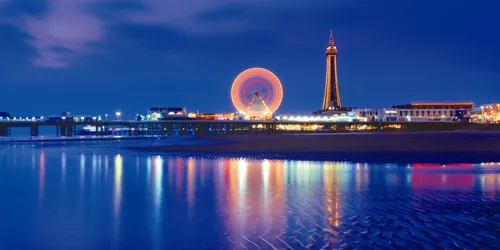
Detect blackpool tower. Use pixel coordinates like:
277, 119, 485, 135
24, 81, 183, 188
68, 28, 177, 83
322, 30, 342, 111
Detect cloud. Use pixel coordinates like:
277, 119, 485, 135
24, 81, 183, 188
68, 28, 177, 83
122, 0, 269, 33
122, 0, 333, 34
12, 0, 332, 68
0, 0, 7, 10
19, 0, 104, 67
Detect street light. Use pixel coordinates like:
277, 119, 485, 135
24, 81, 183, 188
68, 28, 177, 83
116, 112, 121, 120
105, 114, 108, 120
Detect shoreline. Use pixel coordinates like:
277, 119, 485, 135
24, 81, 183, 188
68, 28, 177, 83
128, 131, 500, 163
1, 131, 500, 163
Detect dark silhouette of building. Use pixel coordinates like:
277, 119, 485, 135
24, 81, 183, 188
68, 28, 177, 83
0, 112, 11, 119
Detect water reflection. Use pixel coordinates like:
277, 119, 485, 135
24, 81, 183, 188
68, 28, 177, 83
80, 154, 85, 190
186, 157, 195, 210
114, 154, 122, 218
2, 150, 500, 249
38, 151, 45, 202
61, 152, 66, 184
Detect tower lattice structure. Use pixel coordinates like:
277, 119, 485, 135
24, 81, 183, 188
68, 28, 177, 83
322, 30, 342, 111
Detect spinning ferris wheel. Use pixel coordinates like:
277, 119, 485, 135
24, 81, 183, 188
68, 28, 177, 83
230, 68, 284, 118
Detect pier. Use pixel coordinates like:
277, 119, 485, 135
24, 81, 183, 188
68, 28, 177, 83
0, 120, 499, 137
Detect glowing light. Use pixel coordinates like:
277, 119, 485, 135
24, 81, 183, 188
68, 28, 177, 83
231, 67, 283, 118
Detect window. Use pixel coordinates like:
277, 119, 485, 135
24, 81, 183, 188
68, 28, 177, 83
400, 111, 403, 116
410, 111, 414, 116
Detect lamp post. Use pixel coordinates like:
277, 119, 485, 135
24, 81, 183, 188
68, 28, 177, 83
116, 112, 121, 121
105, 114, 108, 120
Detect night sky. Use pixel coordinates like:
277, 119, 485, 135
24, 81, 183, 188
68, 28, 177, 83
0, 0, 498, 118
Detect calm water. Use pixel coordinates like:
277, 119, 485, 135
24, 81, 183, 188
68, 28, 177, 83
1, 142, 500, 249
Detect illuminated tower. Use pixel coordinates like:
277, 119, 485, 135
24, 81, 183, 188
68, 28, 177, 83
322, 30, 342, 111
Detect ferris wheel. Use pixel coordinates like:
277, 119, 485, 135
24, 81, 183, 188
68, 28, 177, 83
230, 68, 283, 118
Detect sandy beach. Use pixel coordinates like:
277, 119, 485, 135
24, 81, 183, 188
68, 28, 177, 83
130, 131, 500, 163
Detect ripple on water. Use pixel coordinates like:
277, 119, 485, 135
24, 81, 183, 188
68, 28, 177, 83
219, 188, 500, 249
1, 145, 500, 249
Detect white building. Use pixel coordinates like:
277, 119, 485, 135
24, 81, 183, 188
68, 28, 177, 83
382, 108, 398, 122
390, 102, 473, 122
353, 108, 383, 122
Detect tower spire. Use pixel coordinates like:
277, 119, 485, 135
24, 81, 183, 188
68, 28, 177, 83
329, 29, 334, 46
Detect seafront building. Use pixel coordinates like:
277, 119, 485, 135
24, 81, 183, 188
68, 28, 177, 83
389, 102, 472, 122
277, 102, 473, 123
470, 104, 500, 123
146, 107, 187, 120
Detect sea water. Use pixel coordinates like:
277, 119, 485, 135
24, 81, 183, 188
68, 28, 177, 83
0, 140, 499, 249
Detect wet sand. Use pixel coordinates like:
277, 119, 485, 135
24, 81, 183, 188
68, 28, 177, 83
130, 131, 500, 163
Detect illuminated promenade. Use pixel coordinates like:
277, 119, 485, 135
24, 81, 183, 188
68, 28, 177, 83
1, 119, 500, 137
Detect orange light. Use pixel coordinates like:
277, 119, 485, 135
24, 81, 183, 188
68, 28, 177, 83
230, 67, 283, 118
411, 102, 473, 106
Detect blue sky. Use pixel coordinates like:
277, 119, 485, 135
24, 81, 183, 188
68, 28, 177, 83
0, 0, 498, 118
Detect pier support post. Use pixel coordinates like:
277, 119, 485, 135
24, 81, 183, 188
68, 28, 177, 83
61, 125, 66, 136
29, 125, 39, 137
67, 125, 72, 137
160, 123, 166, 136
167, 124, 173, 136
0, 125, 7, 136
181, 124, 186, 136
197, 124, 204, 136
